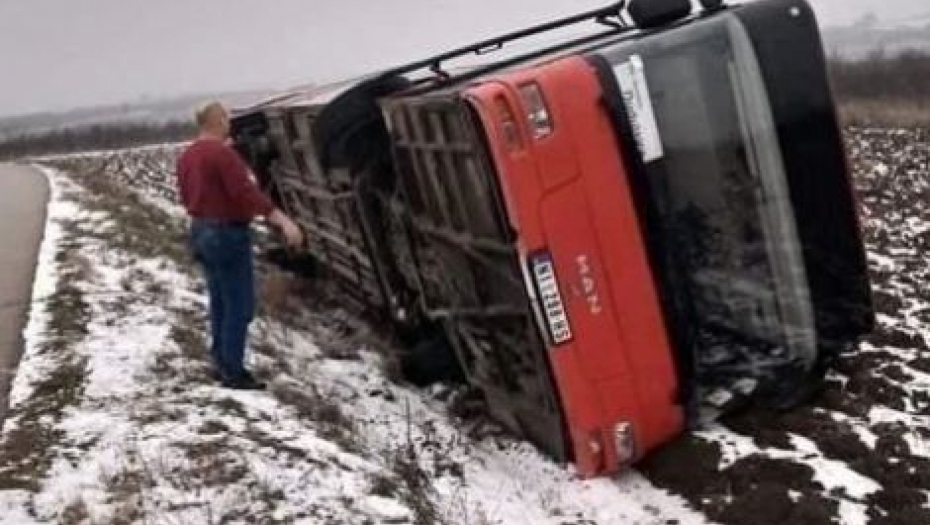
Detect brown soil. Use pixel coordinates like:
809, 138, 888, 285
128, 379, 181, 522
640, 128, 930, 525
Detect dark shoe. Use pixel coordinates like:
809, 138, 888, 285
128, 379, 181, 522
221, 374, 266, 391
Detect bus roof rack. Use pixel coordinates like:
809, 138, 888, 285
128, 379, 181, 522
376, 1, 630, 82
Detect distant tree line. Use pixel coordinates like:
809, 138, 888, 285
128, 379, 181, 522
829, 49, 930, 104
0, 120, 196, 160
2, 49, 926, 161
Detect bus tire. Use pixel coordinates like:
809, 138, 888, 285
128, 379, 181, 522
401, 332, 465, 387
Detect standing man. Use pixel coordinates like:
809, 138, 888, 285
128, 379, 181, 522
177, 101, 303, 390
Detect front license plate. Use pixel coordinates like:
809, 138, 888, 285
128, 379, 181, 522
531, 252, 573, 346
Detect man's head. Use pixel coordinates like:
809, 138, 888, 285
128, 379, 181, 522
196, 101, 231, 139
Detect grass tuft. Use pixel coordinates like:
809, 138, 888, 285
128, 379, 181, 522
0, 219, 90, 492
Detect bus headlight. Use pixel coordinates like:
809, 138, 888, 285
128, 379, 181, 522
519, 83, 554, 139
615, 421, 637, 464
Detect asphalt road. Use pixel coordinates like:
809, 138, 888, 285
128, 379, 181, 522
0, 164, 49, 427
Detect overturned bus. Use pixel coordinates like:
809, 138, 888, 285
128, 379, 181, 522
231, 0, 874, 477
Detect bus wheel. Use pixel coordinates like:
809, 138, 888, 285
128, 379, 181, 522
400, 332, 465, 387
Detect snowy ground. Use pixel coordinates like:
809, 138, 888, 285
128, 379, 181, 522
0, 127, 927, 525
0, 149, 708, 524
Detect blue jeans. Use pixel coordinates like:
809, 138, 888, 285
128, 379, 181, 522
190, 220, 255, 381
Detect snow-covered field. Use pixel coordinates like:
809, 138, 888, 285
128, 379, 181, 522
0, 127, 927, 525
0, 149, 707, 524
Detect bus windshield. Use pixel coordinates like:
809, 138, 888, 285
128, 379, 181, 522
600, 15, 817, 406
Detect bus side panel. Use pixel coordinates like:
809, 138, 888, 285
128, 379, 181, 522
386, 93, 572, 463
232, 106, 390, 313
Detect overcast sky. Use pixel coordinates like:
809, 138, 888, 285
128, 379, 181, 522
0, 0, 927, 117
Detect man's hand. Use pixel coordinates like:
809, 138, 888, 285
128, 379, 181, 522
268, 209, 305, 249
281, 219, 305, 248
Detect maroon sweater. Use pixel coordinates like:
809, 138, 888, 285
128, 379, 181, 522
177, 138, 274, 222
